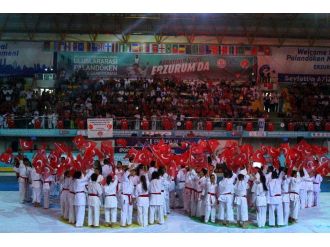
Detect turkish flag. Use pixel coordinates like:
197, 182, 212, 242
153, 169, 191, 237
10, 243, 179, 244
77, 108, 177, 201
73, 135, 86, 150
0, 153, 13, 164
207, 139, 220, 153
252, 150, 266, 165
54, 142, 70, 154
124, 147, 138, 159
19, 139, 33, 151
101, 141, 113, 155
116, 138, 128, 148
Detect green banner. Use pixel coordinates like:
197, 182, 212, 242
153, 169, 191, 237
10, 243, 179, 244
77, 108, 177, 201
57, 52, 256, 80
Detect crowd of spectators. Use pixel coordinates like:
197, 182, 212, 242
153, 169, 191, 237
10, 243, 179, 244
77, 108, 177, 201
0, 76, 329, 131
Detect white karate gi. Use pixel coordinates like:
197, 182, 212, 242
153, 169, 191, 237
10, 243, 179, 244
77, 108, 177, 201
234, 175, 250, 222
103, 176, 118, 224
196, 176, 207, 217
42, 175, 54, 209
312, 174, 323, 207
204, 182, 218, 223
255, 183, 267, 227
30, 167, 42, 204
299, 173, 307, 209
289, 176, 301, 220
161, 173, 171, 216
60, 176, 71, 220
267, 178, 284, 226
149, 178, 164, 224
169, 176, 176, 212
115, 168, 124, 209
176, 168, 186, 208
87, 181, 103, 226
74, 170, 93, 227
18, 162, 29, 203
303, 169, 314, 208
120, 170, 134, 226
218, 175, 235, 222
184, 170, 195, 214
102, 164, 112, 179
68, 179, 76, 224
281, 175, 290, 225
135, 183, 149, 227
188, 170, 198, 217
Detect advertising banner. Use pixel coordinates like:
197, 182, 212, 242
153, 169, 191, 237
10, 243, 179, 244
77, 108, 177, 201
57, 52, 256, 80
0, 42, 53, 77
258, 47, 330, 83
87, 118, 113, 138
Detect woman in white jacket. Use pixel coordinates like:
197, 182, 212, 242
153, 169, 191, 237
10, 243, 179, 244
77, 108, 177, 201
135, 175, 149, 227
103, 174, 118, 227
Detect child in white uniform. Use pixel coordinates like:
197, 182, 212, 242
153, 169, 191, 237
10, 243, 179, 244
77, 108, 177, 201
204, 173, 218, 223
135, 175, 149, 227
87, 173, 103, 227
234, 173, 250, 228
255, 174, 268, 227
103, 174, 118, 227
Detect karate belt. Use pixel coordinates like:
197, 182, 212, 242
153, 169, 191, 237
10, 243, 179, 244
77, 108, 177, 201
194, 190, 202, 201
185, 187, 194, 196
105, 194, 116, 197
122, 193, 133, 205
116, 181, 121, 192
289, 192, 299, 195
179, 181, 185, 183
69, 191, 75, 194
43, 181, 51, 184
33, 179, 42, 182
61, 188, 69, 194
76, 191, 85, 194
313, 182, 319, 184
139, 194, 149, 198
19, 176, 28, 181
220, 192, 232, 195
208, 192, 216, 204
88, 193, 98, 197
273, 194, 282, 197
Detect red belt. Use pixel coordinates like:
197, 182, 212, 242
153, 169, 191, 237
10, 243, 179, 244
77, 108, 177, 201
70, 191, 75, 194
208, 192, 216, 204
139, 194, 149, 198
105, 194, 116, 197
122, 193, 132, 205
151, 192, 161, 195
273, 194, 281, 197
88, 193, 98, 197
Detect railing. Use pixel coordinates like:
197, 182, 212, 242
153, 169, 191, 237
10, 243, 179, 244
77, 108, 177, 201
0, 116, 329, 132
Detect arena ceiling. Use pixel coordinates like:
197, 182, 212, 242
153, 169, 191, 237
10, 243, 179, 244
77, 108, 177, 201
0, 13, 329, 41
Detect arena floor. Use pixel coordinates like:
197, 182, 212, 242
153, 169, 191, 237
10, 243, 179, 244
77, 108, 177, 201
0, 191, 329, 233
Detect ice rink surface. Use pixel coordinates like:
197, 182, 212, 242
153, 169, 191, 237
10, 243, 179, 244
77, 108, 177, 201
0, 191, 329, 233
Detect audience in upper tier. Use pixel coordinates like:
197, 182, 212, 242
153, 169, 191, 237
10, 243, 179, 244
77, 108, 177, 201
0, 76, 329, 130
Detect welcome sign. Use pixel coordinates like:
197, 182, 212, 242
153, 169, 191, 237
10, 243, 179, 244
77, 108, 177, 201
258, 46, 330, 83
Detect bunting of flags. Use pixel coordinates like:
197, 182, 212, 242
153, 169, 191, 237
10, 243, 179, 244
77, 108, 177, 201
43, 41, 271, 56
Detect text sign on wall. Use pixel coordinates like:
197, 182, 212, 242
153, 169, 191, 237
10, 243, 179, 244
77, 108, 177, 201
87, 118, 113, 138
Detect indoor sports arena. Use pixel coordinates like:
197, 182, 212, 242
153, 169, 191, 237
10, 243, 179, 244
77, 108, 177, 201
0, 12, 329, 234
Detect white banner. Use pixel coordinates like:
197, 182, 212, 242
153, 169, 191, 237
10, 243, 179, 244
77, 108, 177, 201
258, 47, 330, 83
0, 41, 53, 76
87, 118, 113, 138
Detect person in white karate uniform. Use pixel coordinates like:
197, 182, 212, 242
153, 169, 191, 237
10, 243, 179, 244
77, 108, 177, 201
87, 173, 103, 227
134, 174, 149, 227
158, 167, 171, 216
169, 175, 176, 212
255, 174, 268, 227
101, 159, 113, 178
234, 172, 250, 228
303, 168, 314, 208
68, 173, 76, 224
120, 168, 134, 227
218, 169, 236, 225
184, 167, 195, 215
196, 168, 208, 219
250, 168, 262, 209
299, 169, 307, 209
59, 171, 71, 220
176, 165, 186, 208
30, 165, 42, 207
288, 170, 301, 223
281, 169, 290, 225
42, 172, 54, 209
189, 169, 199, 217
148, 161, 158, 181
149, 171, 164, 224
103, 174, 118, 227
115, 161, 124, 209
267, 171, 284, 226
204, 173, 218, 223
18, 159, 30, 203
73, 170, 93, 227
312, 172, 323, 207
